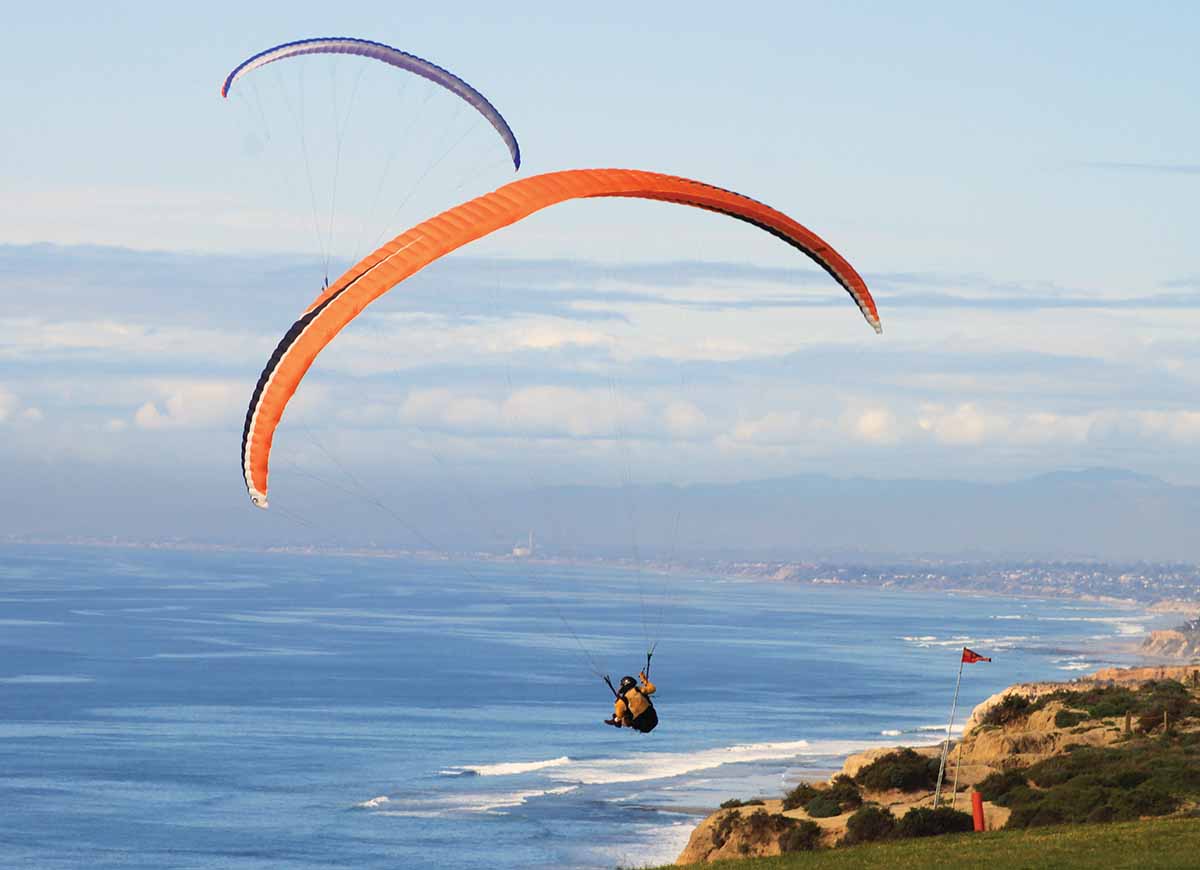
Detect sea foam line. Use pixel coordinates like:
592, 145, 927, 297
360, 786, 578, 817
442, 756, 572, 777
544, 740, 863, 786
447, 737, 944, 789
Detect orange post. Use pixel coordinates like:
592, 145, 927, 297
971, 791, 985, 831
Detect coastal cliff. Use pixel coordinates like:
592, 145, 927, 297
1141, 628, 1200, 660
674, 664, 1200, 865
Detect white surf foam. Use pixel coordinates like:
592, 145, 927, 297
596, 818, 698, 870
1054, 656, 1097, 672
365, 786, 578, 817
916, 723, 964, 736
444, 756, 572, 777
900, 634, 1030, 650
1038, 615, 1147, 636
541, 740, 885, 786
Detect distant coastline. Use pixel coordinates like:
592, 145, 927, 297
6, 535, 1199, 617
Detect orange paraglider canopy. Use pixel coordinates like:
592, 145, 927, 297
241, 168, 881, 508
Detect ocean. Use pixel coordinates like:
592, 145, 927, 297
0, 545, 1152, 869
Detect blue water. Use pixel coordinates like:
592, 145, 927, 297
0, 545, 1151, 869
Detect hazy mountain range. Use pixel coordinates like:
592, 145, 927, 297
9, 466, 1200, 563
479, 467, 1200, 562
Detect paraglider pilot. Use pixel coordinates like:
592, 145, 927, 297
604, 669, 657, 733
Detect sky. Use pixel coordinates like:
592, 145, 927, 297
2, 1, 1199, 548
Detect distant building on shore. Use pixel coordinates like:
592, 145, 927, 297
511, 532, 534, 558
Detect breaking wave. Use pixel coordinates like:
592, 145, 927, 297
360, 786, 578, 817
442, 756, 572, 777
915, 723, 964, 736
541, 740, 884, 786
899, 634, 1030, 650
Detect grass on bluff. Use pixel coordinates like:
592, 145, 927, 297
652, 817, 1200, 869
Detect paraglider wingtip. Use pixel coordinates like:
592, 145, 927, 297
873, 322, 883, 335
250, 491, 269, 510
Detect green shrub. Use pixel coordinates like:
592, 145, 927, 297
804, 796, 842, 818
1146, 757, 1200, 794
713, 808, 799, 850
1109, 767, 1150, 790
1028, 752, 1085, 788
746, 809, 773, 838
999, 725, 1200, 831
1008, 801, 1066, 828
782, 783, 820, 811
980, 694, 1033, 727
1045, 681, 1200, 723
826, 775, 864, 811
1139, 681, 1197, 719
1110, 783, 1178, 819
976, 769, 1028, 802
778, 819, 822, 853
895, 806, 974, 838
719, 798, 764, 809
840, 805, 896, 845
994, 783, 1037, 808
855, 748, 938, 793
1055, 709, 1088, 728
1081, 688, 1138, 719
711, 811, 738, 848
1138, 710, 1169, 733
1086, 804, 1118, 824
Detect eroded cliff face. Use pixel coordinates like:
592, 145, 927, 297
674, 747, 1009, 865
959, 664, 1200, 735
674, 664, 1199, 865
1141, 630, 1200, 660
674, 802, 808, 865
1089, 664, 1200, 682
956, 700, 1124, 780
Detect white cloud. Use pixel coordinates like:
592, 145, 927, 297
723, 410, 836, 446
401, 389, 500, 430
1007, 412, 1091, 445
849, 407, 902, 445
400, 386, 649, 439
0, 317, 265, 365
1089, 410, 1200, 446
0, 386, 14, 423
917, 403, 1006, 446
505, 386, 646, 437
0, 183, 313, 253
662, 400, 708, 437
0, 386, 41, 427
132, 380, 243, 430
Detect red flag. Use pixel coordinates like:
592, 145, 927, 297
962, 647, 991, 664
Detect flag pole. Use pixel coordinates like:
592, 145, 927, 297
933, 651, 966, 808
950, 727, 966, 808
